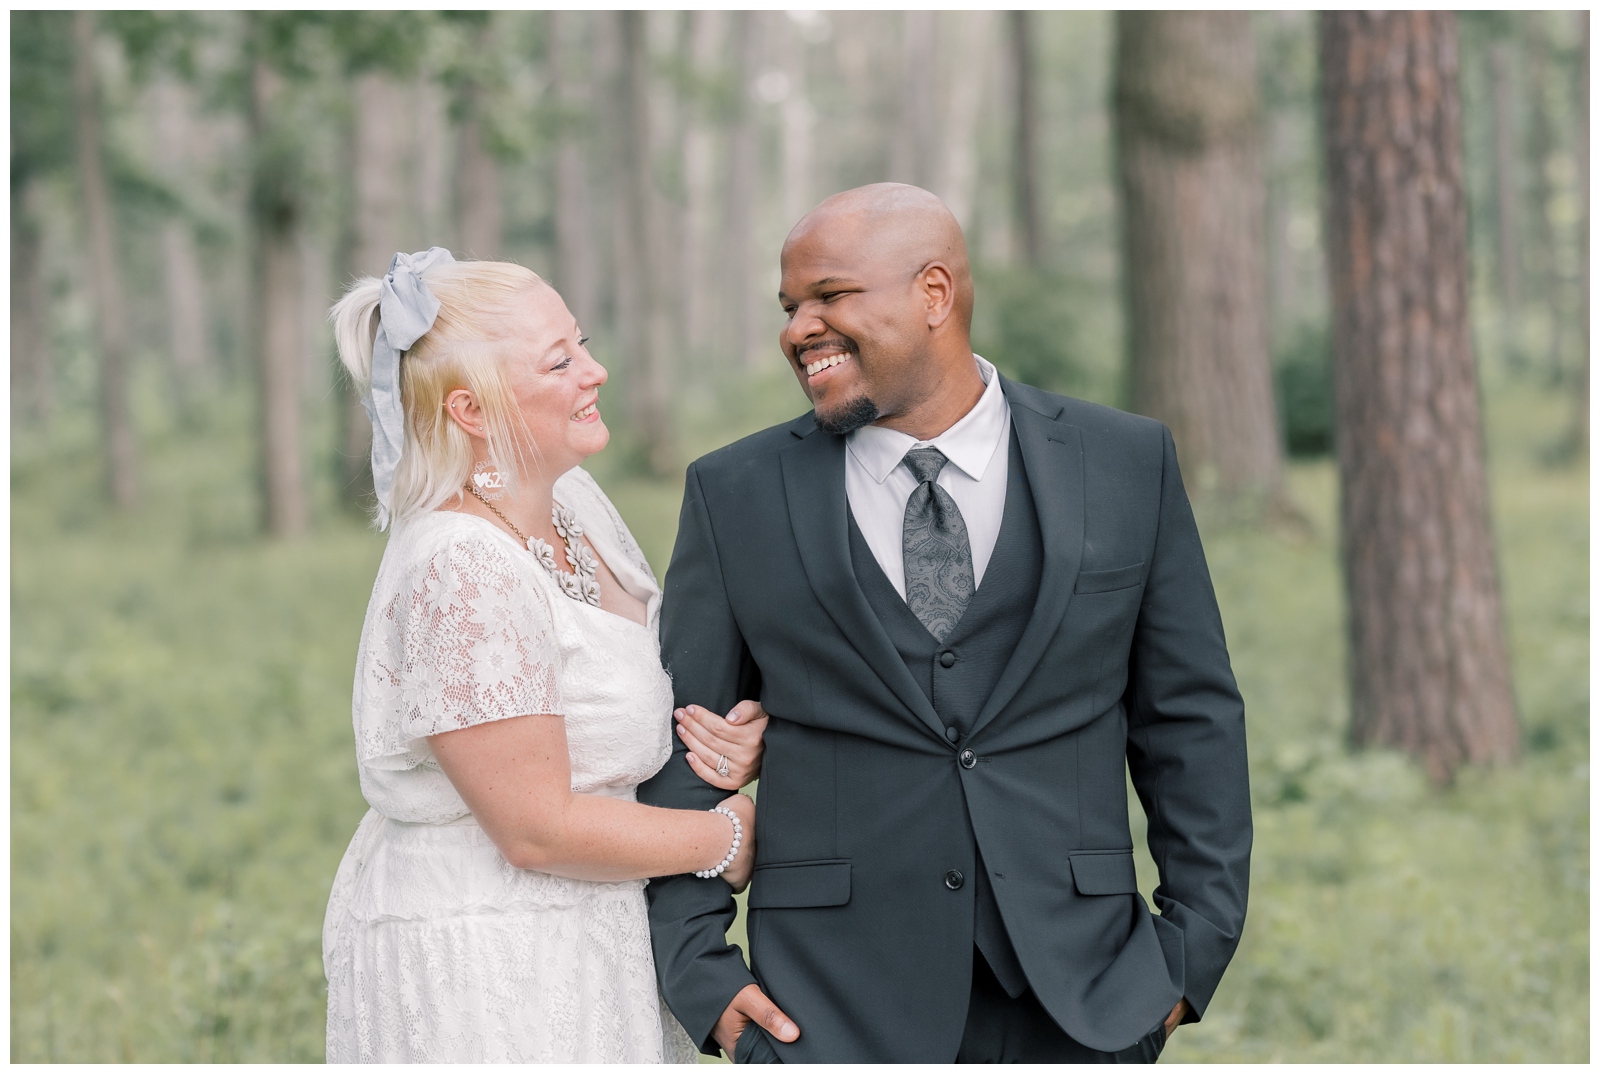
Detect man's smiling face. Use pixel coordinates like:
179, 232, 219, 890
777, 212, 930, 436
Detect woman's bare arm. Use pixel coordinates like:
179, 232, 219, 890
429, 713, 753, 886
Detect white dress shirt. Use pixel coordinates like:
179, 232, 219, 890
845, 354, 1012, 599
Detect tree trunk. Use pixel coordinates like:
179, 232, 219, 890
11, 183, 50, 425
550, 11, 597, 335
934, 11, 991, 232
1489, 42, 1522, 315
151, 78, 211, 403
456, 22, 502, 261
1009, 11, 1042, 268
1524, 18, 1566, 383
1572, 11, 1589, 458
341, 71, 414, 509
1115, 12, 1286, 508
71, 11, 138, 508
890, 11, 937, 189
413, 75, 451, 249
780, 12, 815, 228
1319, 11, 1519, 783
250, 58, 309, 537
681, 11, 722, 364
616, 11, 674, 475
727, 11, 762, 370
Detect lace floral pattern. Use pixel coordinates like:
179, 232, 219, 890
326, 470, 696, 1063
355, 520, 563, 770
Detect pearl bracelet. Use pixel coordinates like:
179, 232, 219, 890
693, 804, 743, 879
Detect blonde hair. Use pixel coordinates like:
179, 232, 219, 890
330, 259, 545, 528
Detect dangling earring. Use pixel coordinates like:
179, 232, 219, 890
471, 458, 507, 501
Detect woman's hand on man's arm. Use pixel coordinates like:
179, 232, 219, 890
676, 700, 768, 789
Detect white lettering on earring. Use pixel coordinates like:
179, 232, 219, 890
471, 460, 506, 499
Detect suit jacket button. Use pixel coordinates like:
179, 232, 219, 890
945, 726, 960, 743
944, 869, 965, 890
939, 651, 956, 668
959, 749, 977, 769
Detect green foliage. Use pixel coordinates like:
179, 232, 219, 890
1151, 404, 1589, 1059
102, 12, 204, 84
11, 408, 377, 1061
11, 364, 1586, 1061
970, 267, 1088, 398
323, 11, 433, 77
1273, 324, 1335, 457
10, 11, 75, 188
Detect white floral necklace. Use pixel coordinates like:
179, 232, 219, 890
464, 484, 602, 607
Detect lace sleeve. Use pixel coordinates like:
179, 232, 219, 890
384, 533, 562, 747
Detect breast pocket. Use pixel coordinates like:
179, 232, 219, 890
1074, 562, 1146, 595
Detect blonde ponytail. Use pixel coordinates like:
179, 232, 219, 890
327, 258, 546, 529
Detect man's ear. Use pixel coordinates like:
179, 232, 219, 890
920, 261, 956, 330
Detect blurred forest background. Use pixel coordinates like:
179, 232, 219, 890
10, 9, 1589, 1062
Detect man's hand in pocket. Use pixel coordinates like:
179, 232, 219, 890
713, 983, 800, 1058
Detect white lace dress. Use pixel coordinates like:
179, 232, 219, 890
323, 468, 698, 1063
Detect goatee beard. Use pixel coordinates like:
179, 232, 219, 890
814, 395, 881, 436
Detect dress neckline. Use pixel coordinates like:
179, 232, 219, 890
432, 509, 656, 635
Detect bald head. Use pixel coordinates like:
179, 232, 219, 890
776, 183, 986, 440
784, 184, 974, 330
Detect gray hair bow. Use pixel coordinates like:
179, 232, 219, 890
364, 247, 455, 528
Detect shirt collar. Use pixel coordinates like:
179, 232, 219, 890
846, 354, 1010, 484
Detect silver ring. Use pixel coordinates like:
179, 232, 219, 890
717, 754, 730, 778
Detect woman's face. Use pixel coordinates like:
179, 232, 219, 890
500, 283, 609, 476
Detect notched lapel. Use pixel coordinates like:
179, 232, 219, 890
779, 430, 946, 739
970, 388, 1087, 737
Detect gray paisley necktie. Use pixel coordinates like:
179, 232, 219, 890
901, 447, 975, 642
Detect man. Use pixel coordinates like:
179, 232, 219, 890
638, 184, 1250, 1063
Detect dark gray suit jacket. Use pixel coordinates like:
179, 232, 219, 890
637, 378, 1251, 1062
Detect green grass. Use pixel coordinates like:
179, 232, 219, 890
10, 376, 1587, 1061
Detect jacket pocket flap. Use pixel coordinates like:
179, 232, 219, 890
747, 859, 851, 909
1070, 851, 1138, 895
1074, 562, 1146, 594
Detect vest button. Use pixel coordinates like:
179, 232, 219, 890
940, 651, 957, 668
944, 869, 965, 890
959, 749, 977, 769
945, 726, 960, 743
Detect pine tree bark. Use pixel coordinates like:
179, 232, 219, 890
11, 183, 50, 425
1319, 11, 1519, 783
71, 11, 138, 508
1115, 11, 1286, 508
1009, 11, 1042, 268
250, 57, 309, 537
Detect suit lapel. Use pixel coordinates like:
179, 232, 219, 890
969, 382, 1086, 738
780, 426, 946, 740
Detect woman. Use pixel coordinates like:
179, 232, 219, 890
322, 249, 763, 1063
